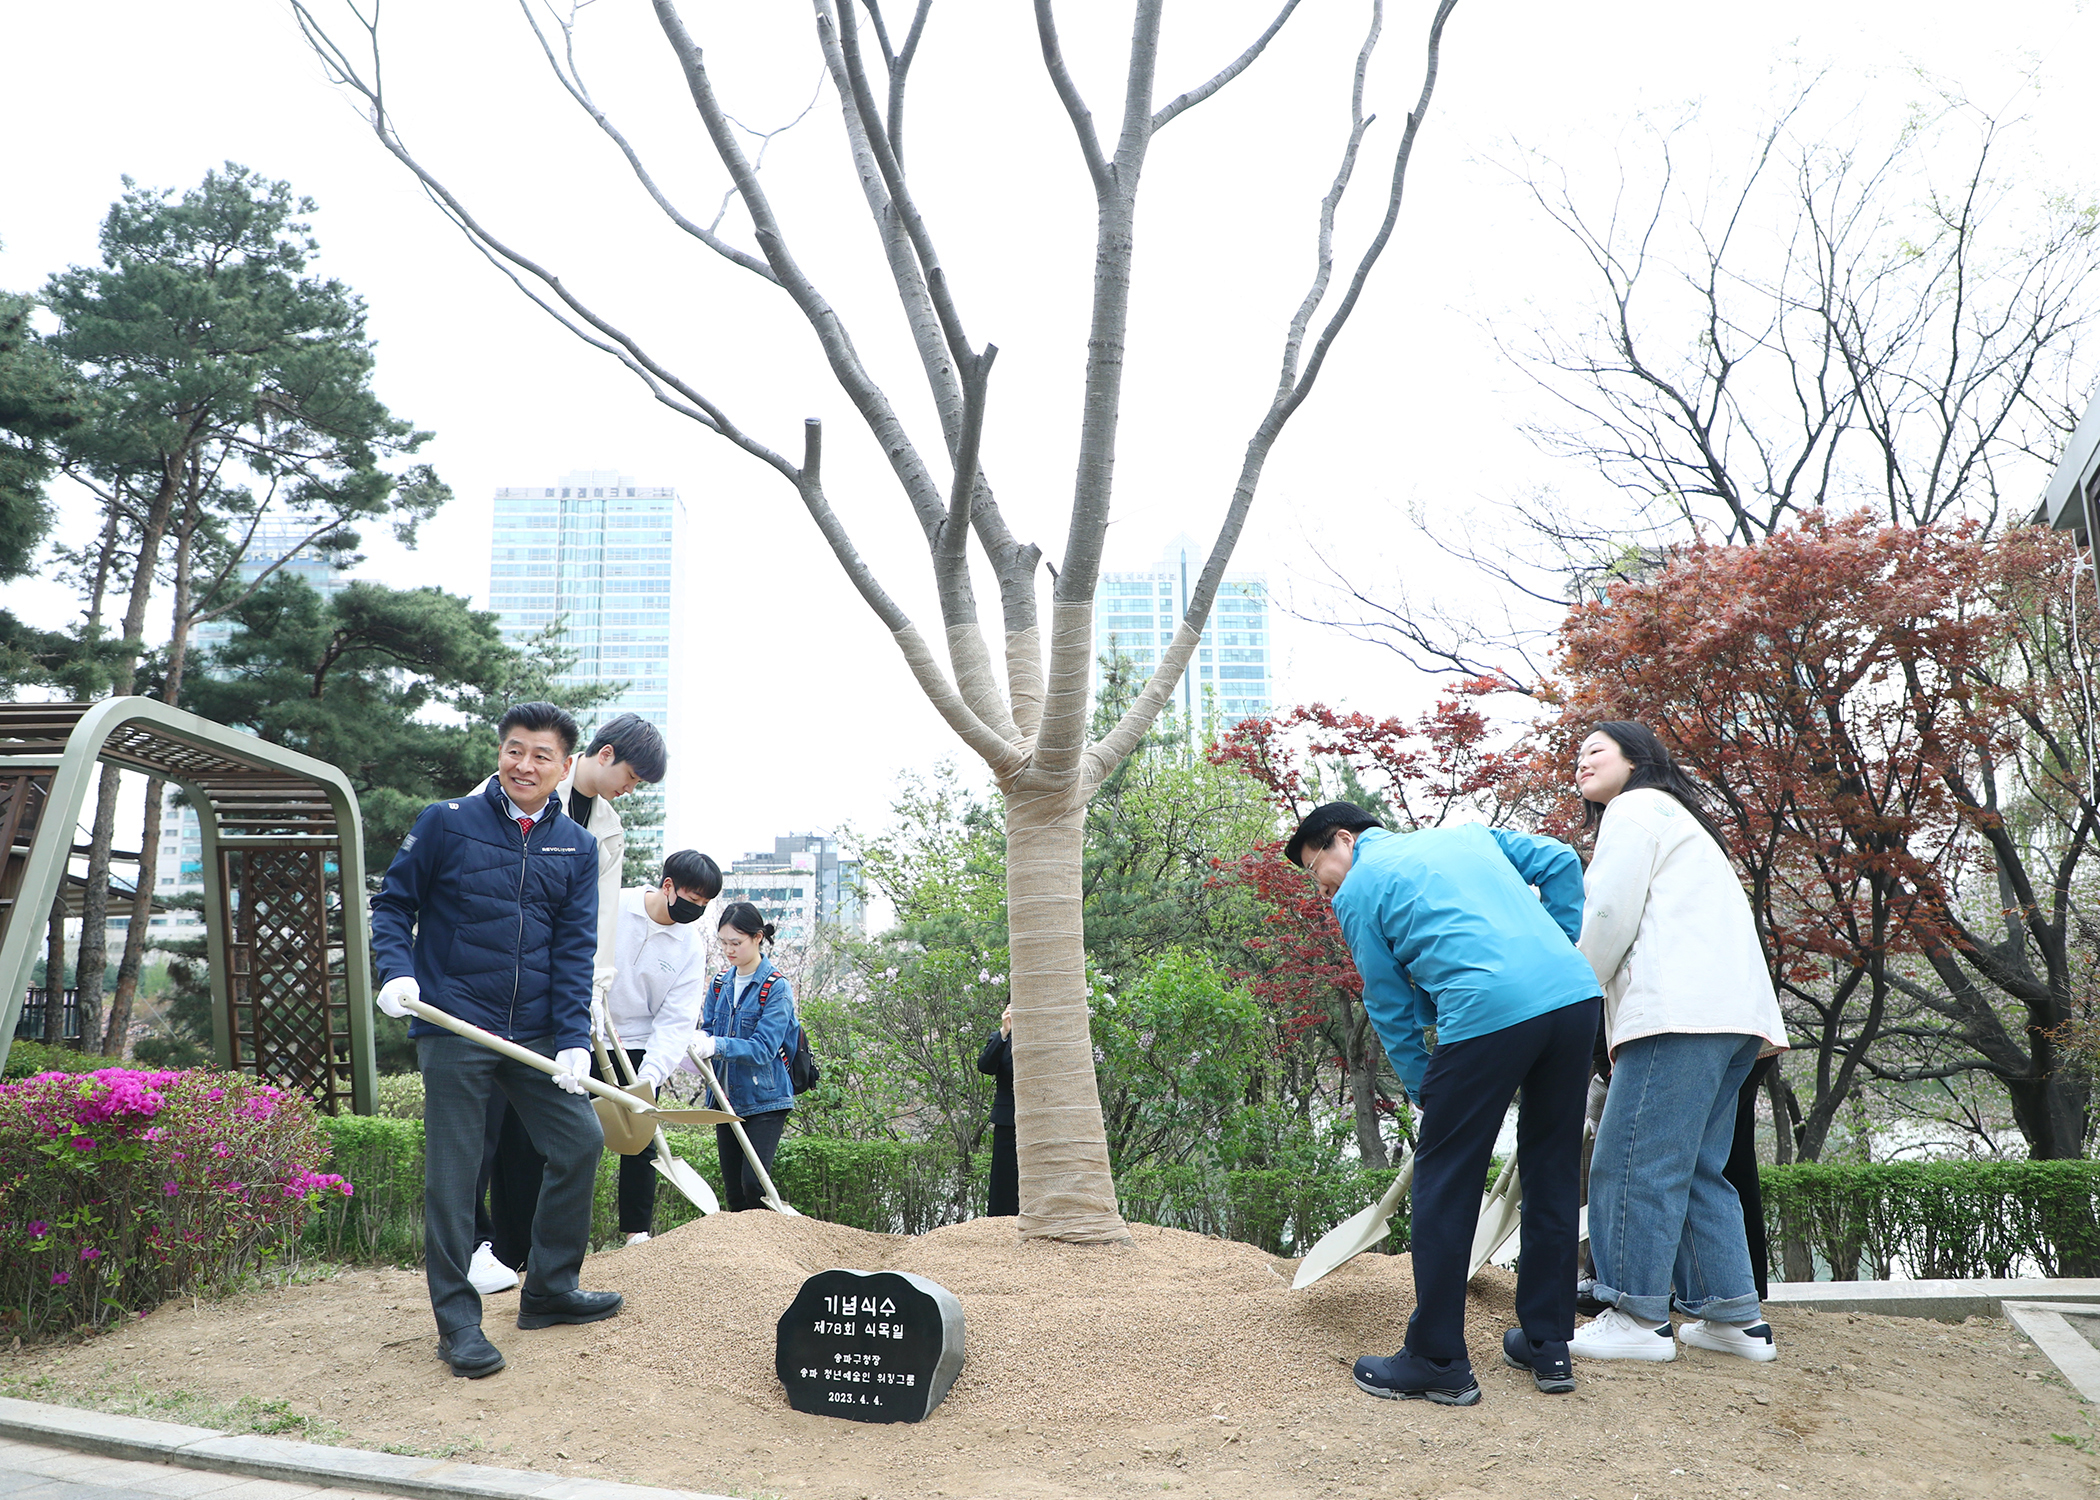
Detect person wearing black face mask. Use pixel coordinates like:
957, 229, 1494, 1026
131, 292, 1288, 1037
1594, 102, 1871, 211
601, 848, 724, 1243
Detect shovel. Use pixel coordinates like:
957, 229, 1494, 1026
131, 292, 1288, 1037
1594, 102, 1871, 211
688, 1048, 800, 1216
598, 1011, 719, 1215
1292, 1144, 1416, 1290
401, 996, 738, 1126
1468, 1151, 1523, 1280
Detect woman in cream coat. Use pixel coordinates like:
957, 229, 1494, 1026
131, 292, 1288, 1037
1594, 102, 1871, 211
1570, 721, 1789, 1366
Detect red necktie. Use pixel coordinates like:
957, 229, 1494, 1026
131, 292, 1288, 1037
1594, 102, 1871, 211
517, 816, 533, 840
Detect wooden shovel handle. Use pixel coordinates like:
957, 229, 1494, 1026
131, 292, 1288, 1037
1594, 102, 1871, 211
403, 996, 653, 1114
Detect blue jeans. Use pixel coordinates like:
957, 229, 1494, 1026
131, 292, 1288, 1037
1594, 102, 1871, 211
1589, 1031, 1763, 1326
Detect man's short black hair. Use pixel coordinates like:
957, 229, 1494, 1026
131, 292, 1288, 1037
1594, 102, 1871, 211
497, 701, 581, 756
1285, 801, 1384, 867
662, 849, 722, 900
585, 712, 668, 784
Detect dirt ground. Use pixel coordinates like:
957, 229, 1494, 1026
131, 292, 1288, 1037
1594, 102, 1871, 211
5, 1212, 2096, 1500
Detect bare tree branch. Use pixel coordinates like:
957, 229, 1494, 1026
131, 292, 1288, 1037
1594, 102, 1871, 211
516, 0, 780, 283
1151, 0, 1305, 132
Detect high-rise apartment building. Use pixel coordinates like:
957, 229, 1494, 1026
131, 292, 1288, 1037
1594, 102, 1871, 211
488, 470, 683, 870
721, 834, 865, 945
1092, 534, 1272, 729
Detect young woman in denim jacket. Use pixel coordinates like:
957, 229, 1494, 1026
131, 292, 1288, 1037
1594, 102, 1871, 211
692, 902, 796, 1210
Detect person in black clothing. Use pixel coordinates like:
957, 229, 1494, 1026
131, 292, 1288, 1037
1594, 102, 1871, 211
978, 1004, 1017, 1217
1723, 1055, 1778, 1299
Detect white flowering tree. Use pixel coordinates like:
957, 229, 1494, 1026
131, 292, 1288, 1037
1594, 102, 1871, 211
293, 0, 1460, 1241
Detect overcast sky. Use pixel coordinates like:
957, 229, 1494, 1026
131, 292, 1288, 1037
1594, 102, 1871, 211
4, 1, 2096, 868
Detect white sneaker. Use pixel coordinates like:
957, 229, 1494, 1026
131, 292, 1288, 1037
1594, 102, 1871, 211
1571, 1306, 1677, 1362
1679, 1318, 1778, 1362
468, 1241, 518, 1295
624, 1231, 651, 1247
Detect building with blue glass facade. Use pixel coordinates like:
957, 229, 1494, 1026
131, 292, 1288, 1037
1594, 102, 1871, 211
487, 470, 683, 869
1092, 534, 1272, 730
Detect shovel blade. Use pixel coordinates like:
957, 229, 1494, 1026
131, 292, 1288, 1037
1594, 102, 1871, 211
1467, 1164, 1523, 1281
653, 1153, 719, 1215
1292, 1151, 1416, 1291
649, 1106, 741, 1126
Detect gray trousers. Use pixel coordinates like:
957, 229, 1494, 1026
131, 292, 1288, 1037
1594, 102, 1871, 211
419, 1033, 604, 1335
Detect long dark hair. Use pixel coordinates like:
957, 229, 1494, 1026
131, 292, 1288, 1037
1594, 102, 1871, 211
1581, 721, 1730, 853
717, 900, 776, 947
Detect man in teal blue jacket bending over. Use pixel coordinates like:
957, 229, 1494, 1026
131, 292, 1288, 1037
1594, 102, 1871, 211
1289, 802, 1600, 1406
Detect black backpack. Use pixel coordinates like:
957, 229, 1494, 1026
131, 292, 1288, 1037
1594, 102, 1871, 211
718, 970, 822, 1095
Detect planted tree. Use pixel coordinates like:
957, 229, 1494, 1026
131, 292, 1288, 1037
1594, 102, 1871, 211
292, 0, 1461, 1239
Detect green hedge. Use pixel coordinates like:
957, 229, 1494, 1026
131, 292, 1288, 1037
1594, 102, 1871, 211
308, 1122, 984, 1262
2, 1042, 120, 1081
1761, 1161, 2100, 1280
303, 1122, 2100, 1281
1118, 1162, 1412, 1257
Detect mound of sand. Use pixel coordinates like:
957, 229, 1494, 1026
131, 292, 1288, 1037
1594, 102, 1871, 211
5, 1211, 2095, 1498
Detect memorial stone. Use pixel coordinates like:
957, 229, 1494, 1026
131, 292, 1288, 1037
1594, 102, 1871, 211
776, 1268, 964, 1423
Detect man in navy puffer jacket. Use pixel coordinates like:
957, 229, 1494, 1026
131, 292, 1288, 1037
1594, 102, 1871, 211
371, 701, 620, 1377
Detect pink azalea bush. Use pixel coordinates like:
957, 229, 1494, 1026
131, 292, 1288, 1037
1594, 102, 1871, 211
0, 1068, 351, 1337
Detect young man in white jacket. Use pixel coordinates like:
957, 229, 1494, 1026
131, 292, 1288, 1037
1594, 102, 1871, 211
472, 713, 668, 1294
603, 848, 722, 1243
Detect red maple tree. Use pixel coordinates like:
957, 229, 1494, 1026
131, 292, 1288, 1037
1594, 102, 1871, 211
1210, 694, 1522, 1165
1549, 511, 2098, 1163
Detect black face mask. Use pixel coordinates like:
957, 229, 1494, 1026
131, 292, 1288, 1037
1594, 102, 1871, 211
666, 888, 707, 924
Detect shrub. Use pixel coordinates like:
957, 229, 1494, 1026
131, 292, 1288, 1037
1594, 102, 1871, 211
307, 1116, 423, 1263
1761, 1161, 2100, 1281
0, 1068, 351, 1337
370, 1073, 425, 1121
2, 1042, 113, 1082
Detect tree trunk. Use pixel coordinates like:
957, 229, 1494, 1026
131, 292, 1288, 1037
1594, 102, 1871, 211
104, 775, 164, 1058
42, 892, 68, 1047
1004, 774, 1128, 1243
73, 759, 123, 1051
1765, 1068, 1816, 1281
1342, 1001, 1390, 1169
77, 470, 180, 1052
106, 519, 201, 1056
2002, 1070, 2092, 1161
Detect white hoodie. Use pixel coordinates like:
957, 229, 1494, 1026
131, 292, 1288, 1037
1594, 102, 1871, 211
602, 886, 709, 1084
1578, 787, 1788, 1058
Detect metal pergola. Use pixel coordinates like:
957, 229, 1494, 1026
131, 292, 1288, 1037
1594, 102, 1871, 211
0, 698, 375, 1113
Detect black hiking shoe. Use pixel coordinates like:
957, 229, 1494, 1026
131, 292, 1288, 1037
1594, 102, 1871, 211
1352, 1348, 1482, 1406
517, 1287, 624, 1329
436, 1325, 506, 1378
1502, 1328, 1576, 1393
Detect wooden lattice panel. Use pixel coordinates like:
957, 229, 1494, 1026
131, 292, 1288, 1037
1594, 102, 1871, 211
0, 771, 54, 939
225, 847, 352, 1114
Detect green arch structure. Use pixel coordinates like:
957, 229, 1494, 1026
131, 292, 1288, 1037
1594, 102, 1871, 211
0, 698, 375, 1113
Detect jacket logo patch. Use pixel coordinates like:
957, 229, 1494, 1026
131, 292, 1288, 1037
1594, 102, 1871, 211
448, 803, 459, 810
541, 846, 579, 853
401, 833, 418, 850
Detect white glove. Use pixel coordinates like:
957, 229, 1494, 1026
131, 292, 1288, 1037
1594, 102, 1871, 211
636, 1062, 665, 1090
552, 1047, 592, 1095
688, 1033, 717, 1061
590, 997, 609, 1039
376, 975, 419, 1019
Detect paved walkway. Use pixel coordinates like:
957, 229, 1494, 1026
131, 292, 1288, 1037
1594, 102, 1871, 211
0, 1436, 397, 1500
0, 1401, 729, 1500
